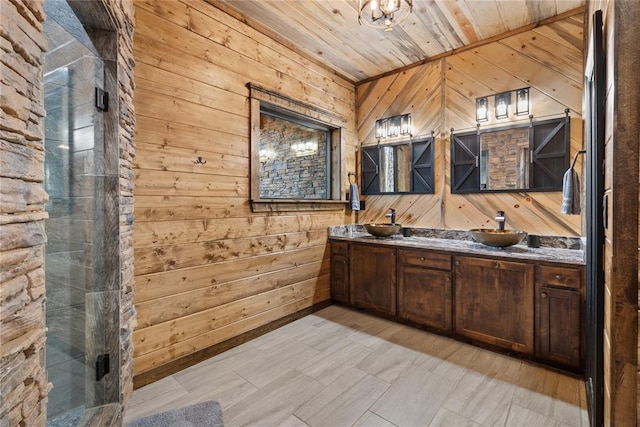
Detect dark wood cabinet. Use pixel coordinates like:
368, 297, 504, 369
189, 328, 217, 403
397, 249, 452, 331
455, 256, 535, 354
349, 243, 396, 315
536, 265, 583, 368
328, 238, 585, 371
330, 241, 349, 304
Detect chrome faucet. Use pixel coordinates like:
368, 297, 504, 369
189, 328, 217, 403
496, 210, 505, 231
385, 208, 397, 225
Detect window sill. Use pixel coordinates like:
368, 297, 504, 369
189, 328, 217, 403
251, 199, 348, 212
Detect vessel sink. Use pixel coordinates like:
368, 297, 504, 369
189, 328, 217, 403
469, 228, 527, 247
364, 223, 402, 238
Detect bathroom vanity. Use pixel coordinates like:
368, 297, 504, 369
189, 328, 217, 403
329, 226, 585, 371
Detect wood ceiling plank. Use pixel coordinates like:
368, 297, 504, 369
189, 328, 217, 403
434, 0, 481, 45
457, 0, 508, 39
199, 0, 358, 88
214, 0, 585, 81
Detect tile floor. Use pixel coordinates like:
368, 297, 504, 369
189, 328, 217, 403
126, 305, 589, 427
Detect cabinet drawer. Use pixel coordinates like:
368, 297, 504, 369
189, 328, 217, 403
538, 265, 582, 290
398, 249, 451, 270
331, 241, 349, 256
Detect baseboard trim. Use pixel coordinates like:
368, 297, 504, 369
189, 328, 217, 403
133, 300, 332, 389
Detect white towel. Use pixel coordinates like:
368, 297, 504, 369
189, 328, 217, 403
561, 168, 581, 215
349, 183, 360, 211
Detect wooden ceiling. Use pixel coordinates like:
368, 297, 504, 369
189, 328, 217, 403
212, 0, 585, 83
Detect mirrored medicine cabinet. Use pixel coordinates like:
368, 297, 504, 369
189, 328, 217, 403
361, 136, 435, 195
451, 115, 571, 193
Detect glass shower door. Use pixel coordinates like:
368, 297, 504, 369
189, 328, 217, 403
44, 0, 106, 423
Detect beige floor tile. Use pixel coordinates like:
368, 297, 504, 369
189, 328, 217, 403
512, 386, 557, 420
127, 306, 588, 427
357, 341, 419, 383
295, 368, 389, 427
297, 319, 357, 351
124, 376, 189, 421
250, 318, 318, 351
506, 404, 574, 427
371, 366, 456, 426
443, 376, 514, 426
298, 339, 374, 385
552, 399, 584, 427
431, 345, 483, 382
279, 414, 310, 427
173, 369, 258, 410
428, 408, 481, 427
234, 339, 320, 388
223, 370, 324, 426
353, 411, 397, 427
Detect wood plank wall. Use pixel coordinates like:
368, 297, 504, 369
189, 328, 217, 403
132, 0, 355, 378
590, 0, 640, 424
356, 13, 584, 236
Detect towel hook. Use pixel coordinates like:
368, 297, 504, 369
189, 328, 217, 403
571, 150, 586, 169
347, 172, 356, 184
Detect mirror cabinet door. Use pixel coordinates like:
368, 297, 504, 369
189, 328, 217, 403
361, 137, 435, 195
451, 116, 570, 194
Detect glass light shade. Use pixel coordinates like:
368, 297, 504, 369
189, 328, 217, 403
495, 92, 511, 119
476, 97, 488, 122
515, 88, 530, 116
375, 119, 385, 139
400, 113, 411, 135
387, 116, 400, 137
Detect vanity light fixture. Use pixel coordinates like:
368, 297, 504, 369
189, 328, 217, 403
476, 97, 489, 122
375, 113, 412, 140
494, 91, 511, 119
358, 0, 413, 32
515, 87, 530, 116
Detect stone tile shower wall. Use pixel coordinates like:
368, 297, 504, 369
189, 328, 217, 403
259, 115, 328, 199
0, 1, 136, 426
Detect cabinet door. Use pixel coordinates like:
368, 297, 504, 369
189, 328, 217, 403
536, 285, 581, 367
455, 256, 534, 353
398, 265, 452, 331
349, 243, 396, 315
330, 250, 349, 304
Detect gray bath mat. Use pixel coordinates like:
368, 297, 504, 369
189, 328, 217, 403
127, 400, 223, 427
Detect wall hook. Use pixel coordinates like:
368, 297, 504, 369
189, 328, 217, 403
194, 156, 206, 164
347, 172, 356, 184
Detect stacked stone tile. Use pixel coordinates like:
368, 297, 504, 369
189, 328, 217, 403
0, 1, 136, 426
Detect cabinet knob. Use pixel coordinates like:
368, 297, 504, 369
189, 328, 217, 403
420, 257, 425, 261
541, 292, 548, 298
555, 275, 562, 280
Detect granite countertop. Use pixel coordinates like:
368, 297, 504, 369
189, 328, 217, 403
328, 226, 585, 266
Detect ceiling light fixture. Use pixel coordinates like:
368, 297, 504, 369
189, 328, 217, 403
358, 0, 413, 32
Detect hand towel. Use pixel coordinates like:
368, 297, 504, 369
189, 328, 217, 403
349, 183, 360, 211
560, 167, 581, 215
